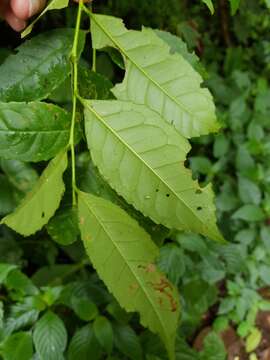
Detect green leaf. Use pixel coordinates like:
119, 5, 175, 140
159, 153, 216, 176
5, 310, 39, 336
68, 324, 102, 360
22, 1, 69, 38
232, 205, 265, 222
71, 297, 98, 321
0, 264, 17, 285
5, 269, 38, 296
238, 177, 261, 205
47, 208, 79, 246
265, 0, 270, 9
213, 134, 230, 158
78, 67, 114, 100
113, 324, 142, 360
1, 332, 33, 360
200, 332, 226, 360
154, 30, 201, 71
33, 311, 67, 360
245, 328, 262, 353
0, 301, 3, 329
0, 175, 17, 215
83, 100, 223, 242
201, 0, 215, 14
90, 14, 219, 138
0, 102, 70, 162
158, 245, 185, 285
93, 316, 113, 354
32, 264, 80, 287
78, 191, 180, 360
0, 29, 85, 102
228, 0, 241, 15
1, 159, 39, 193
2, 151, 67, 236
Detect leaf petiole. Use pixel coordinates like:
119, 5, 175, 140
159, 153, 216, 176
69, 0, 84, 206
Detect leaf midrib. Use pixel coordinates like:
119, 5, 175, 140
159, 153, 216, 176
80, 192, 169, 345
84, 101, 205, 229
91, 14, 194, 118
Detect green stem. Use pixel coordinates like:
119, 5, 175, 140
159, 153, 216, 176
92, 48, 96, 72
69, 0, 83, 206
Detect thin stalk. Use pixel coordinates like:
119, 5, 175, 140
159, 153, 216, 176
89, 1, 96, 72
69, 0, 83, 206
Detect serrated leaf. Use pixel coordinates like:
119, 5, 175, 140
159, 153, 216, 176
0, 102, 70, 162
2, 151, 67, 236
1, 332, 33, 360
33, 311, 67, 360
78, 191, 180, 360
0, 29, 85, 102
83, 100, 223, 242
90, 14, 219, 138
22, 1, 69, 38
68, 324, 102, 360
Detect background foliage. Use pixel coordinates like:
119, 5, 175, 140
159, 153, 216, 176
0, 0, 270, 359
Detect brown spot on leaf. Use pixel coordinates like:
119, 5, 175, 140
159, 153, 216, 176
151, 276, 177, 312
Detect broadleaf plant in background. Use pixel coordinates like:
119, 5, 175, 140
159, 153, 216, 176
0, 1, 224, 358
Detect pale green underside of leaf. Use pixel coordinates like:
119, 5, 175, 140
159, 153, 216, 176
83, 100, 224, 243
90, 14, 219, 139
0, 29, 85, 102
78, 191, 179, 360
2, 151, 67, 236
22, 0, 69, 38
0, 102, 70, 162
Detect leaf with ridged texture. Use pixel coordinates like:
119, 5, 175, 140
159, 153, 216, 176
0, 29, 85, 102
68, 324, 102, 360
90, 14, 219, 138
2, 151, 67, 236
78, 191, 179, 360
33, 311, 67, 360
22, 1, 69, 37
0, 102, 70, 162
83, 100, 223, 242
